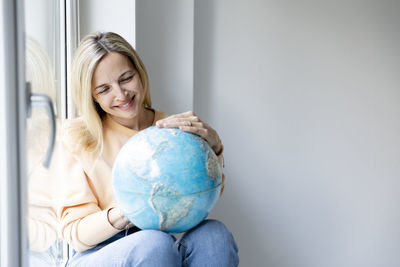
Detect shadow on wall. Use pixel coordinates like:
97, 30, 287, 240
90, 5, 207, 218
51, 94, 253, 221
193, 1, 268, 265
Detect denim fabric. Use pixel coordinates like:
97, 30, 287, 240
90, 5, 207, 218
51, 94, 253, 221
67, 219, 239, 267
177, 219, 239, 267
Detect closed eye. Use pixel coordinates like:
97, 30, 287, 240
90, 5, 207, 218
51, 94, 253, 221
120, 75, 134, 83
98, 86, 110, 94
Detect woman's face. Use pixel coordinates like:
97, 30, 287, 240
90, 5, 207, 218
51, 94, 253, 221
92, 52, 145, 128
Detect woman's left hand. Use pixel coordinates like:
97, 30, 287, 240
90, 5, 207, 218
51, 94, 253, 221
156, 111, 223, 155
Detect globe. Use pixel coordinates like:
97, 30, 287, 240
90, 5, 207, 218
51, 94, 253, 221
112, 126, 223, 233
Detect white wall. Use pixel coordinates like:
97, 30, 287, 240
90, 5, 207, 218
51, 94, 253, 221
194, 1, 400, 266
79, 0, 135, 46
136, 0, 194, 115
84, 1, 400, 266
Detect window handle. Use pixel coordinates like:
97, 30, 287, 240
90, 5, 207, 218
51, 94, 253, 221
27, 82, 56, 168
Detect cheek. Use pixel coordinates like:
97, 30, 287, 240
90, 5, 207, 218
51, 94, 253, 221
131, 77, 144, 92
95, 95, 113, 109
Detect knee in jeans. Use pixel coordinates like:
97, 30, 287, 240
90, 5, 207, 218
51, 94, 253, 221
132, 230, 176, 256
197, 219, 232, 239
179, 220, 239, 266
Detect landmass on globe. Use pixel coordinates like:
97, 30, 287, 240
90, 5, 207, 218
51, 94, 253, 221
112, 127, 222, 233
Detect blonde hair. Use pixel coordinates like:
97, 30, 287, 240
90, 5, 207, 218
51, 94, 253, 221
65, 32, 152, 152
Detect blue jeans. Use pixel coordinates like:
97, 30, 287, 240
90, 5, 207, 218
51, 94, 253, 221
67, 219, 239, 266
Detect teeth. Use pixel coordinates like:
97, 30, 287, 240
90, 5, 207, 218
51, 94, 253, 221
118, 96, 134, 109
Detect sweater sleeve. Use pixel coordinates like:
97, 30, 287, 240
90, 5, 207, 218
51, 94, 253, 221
58, 144, 120, 252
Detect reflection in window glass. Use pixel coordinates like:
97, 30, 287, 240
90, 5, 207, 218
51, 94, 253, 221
25, 0, 65, 266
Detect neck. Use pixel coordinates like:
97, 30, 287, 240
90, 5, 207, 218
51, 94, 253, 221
110, 106, 154, 131
136, 107, 154, 130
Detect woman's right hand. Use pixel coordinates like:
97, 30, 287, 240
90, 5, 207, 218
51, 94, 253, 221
107, 207, 133, 230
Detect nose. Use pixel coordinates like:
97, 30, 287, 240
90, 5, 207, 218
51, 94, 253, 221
114, 85, 127, 100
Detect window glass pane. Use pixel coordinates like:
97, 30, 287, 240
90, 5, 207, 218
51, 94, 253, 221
25, 0, 65, 266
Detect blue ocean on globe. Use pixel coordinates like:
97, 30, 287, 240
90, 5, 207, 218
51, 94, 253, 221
112, 126, 223, 233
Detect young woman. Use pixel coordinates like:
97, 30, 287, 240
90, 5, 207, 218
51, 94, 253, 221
58, 32, 239, 266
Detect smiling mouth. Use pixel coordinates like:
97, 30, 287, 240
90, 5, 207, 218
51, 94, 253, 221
117, 95, 135, 111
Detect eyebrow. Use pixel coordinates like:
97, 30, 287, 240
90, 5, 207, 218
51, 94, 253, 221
94, 70, 135, 91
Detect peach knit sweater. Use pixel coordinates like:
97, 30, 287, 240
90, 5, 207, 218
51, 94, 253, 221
58, 110, 168, 252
